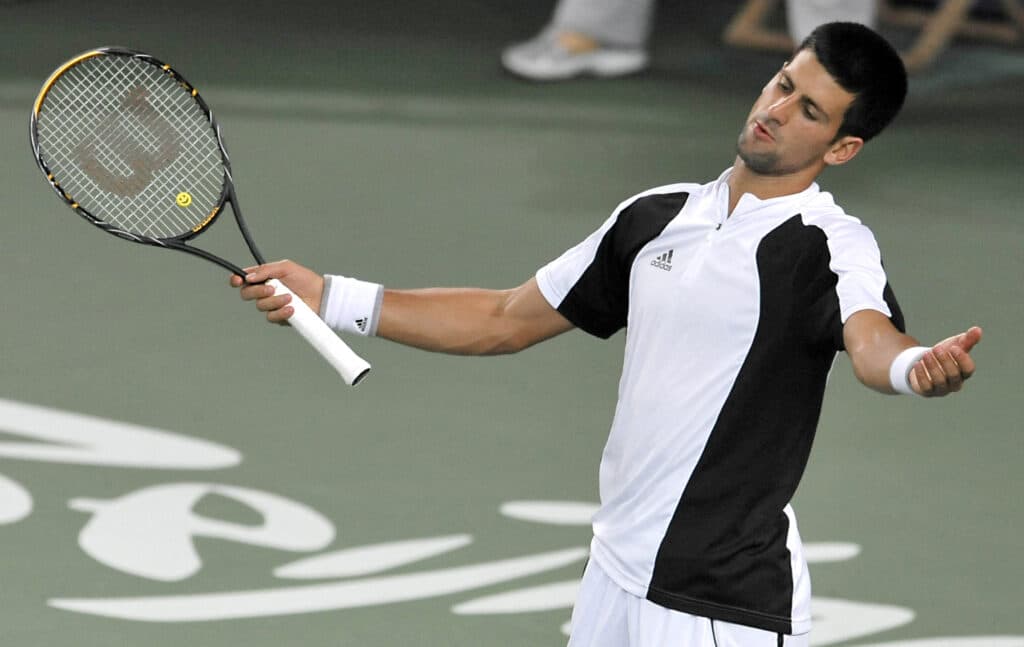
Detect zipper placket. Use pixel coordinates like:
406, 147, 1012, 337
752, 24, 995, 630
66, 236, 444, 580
681, 196, 728, 283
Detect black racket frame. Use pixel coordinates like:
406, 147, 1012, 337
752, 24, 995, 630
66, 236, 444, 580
30, 46, 265, 278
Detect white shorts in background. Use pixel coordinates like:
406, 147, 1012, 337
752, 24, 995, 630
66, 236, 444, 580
567, 560, 810, 647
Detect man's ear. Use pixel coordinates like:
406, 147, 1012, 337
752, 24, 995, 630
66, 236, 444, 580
824, 135, 864, 166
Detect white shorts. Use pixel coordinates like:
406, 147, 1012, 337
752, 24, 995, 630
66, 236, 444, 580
567, 560, 810, 647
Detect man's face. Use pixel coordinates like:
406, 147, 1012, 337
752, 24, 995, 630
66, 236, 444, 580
737, 49, 858, 176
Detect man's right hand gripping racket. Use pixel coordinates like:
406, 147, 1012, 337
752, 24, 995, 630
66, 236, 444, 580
29, 47, 371, 386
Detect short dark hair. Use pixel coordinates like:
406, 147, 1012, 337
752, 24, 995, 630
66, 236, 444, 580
797, 22, 907, 142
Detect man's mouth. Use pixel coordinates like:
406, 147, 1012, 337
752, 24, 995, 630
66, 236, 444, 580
753, 120, 774, 141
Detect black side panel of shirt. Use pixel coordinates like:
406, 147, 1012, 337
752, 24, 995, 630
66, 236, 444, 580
557, 192, 689, 338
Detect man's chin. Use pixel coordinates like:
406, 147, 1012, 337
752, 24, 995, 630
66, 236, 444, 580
736, 149, 780, 175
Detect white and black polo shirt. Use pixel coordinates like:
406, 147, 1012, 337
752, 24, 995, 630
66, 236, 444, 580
536, 168, 904, 635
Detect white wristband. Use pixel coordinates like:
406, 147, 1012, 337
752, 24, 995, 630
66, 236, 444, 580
889, 346, 930, 395
319, 275, 384, 337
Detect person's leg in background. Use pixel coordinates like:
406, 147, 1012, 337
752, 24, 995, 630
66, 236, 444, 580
725, 0, 877, 51
501, 0, 655, 81
786, 0, 877, 42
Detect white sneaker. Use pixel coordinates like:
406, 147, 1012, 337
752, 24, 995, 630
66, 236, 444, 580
501, 30, 649, 81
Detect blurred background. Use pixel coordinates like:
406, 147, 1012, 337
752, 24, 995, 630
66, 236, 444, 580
0, 1, 1021, 645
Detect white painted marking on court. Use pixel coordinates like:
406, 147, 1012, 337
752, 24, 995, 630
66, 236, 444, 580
71, 483, 334, 582
810, 597, 915, 645
0, 398, 241, 469
500, 500, 597, 526
803, 542, 861, 563
274, 534, 473, 579
854, 639, 1024, 647
0, 473, 32, 524
452, 579, 579, 615
48, 547, 588, 621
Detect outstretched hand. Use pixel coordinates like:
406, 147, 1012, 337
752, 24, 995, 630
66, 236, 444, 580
909, 326, 982, 397
228, 259, 324, 324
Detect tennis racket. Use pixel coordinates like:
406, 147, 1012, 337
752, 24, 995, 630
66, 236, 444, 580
30, 47, 370, 386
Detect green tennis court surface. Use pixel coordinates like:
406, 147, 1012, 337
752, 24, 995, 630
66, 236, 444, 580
1, 2, 1021, 645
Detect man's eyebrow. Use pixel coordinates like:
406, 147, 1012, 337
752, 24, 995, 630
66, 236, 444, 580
780, 70, 831, 123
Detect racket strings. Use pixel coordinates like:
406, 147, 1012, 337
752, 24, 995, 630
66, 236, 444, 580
35, 55, 225, 240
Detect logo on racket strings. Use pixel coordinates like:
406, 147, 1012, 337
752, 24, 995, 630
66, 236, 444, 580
74, 85, 183, 198
175, 192, 192, 208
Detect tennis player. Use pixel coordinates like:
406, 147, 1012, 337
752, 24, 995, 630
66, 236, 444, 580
232, 22, 981, 646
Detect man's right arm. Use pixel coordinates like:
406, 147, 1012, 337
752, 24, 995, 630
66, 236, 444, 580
377, 280, 575, 355
232, 260, 575, 356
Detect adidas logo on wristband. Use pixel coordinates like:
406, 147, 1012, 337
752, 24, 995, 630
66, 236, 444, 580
321, 275, 384, 337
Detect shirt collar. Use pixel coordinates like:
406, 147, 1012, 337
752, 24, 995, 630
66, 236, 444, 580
714, 167, 822, 217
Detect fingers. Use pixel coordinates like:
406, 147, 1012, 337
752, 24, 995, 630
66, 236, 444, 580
912, 347, 972, 397
913, 325, 982, 397
249, 285, 293, 323
238, 282, 273, 302
949, 344, 976, 380
265, 303, 294, 325
228, 261, 293, 286
959, 326, 983, 353
228, 260, 314, 325
241, 259, 293, 285
258, 290, 293, 324
229, 277, 293, 324
929, 348, 963, 394
934, 325, 983, 354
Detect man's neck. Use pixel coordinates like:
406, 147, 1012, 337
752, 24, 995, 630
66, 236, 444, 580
726, 158, 821, 214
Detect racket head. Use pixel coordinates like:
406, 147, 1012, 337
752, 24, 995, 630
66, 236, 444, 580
30, 47, 231, 247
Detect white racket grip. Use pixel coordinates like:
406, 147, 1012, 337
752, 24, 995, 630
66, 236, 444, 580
266, 278, 371, 386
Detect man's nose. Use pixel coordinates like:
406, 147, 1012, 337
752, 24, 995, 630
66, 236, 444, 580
766, 95, 793, 122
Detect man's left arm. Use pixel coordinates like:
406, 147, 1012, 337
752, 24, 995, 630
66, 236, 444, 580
843, 309, 982, 397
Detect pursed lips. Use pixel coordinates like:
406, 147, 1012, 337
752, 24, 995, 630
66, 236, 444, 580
752, 119, 775, 142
